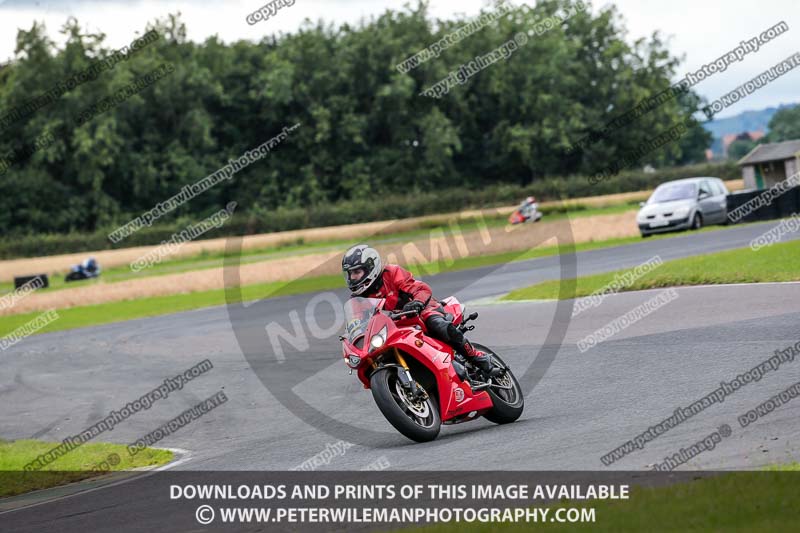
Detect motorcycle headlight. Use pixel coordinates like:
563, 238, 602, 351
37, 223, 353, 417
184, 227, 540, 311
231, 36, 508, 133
369, 326, 387, 351
346, 354, 361, 368
673, 206, 690, 218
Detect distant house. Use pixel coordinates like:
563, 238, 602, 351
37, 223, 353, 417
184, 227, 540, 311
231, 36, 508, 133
737, 139, 800, 189
722, 130, 764, 157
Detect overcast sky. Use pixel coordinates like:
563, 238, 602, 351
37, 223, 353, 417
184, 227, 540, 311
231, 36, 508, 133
0, 0, 798, 118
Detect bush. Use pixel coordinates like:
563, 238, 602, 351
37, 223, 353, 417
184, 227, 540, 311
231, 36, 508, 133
0, 162, 739, 259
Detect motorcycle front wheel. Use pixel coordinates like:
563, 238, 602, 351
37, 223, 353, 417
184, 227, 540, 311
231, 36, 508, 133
370, 368, 441, 443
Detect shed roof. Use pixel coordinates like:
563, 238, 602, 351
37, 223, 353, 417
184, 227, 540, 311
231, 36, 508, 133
737, 139, 800, 166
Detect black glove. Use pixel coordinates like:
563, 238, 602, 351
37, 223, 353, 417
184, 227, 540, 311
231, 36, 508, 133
402, 300, 425, 314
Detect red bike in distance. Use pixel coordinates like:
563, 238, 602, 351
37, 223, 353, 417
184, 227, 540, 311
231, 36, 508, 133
340, 296, 524, 442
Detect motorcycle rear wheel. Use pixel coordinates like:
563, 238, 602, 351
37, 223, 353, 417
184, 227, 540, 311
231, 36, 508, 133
370, 368, 441, 443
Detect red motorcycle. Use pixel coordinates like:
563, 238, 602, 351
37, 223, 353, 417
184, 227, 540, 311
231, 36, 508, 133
340, 296, 524, 442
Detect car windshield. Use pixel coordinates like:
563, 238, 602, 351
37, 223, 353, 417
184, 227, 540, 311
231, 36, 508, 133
649, 182, 697, 203
343, 297, 382, 343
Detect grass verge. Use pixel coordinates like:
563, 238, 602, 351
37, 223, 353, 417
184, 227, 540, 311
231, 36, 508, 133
0, 202, 640, 295
0, 439, 173, 498
0, 222, 746, 336
419, 467, 799, 532
503, 239, 800, 301
0, 231, 686, 336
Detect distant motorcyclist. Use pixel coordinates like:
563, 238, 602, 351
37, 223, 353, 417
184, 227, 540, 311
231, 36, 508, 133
82, 257, 101, 277
519, 196, 539, 220
341, 244, 500, 377
65, 256, 101, 282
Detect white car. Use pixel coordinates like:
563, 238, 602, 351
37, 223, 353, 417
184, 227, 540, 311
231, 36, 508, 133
637, 177, 729, 238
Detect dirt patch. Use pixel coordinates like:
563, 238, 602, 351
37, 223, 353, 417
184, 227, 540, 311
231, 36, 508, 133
3, 211, 640, 316
0, 179, 743, 287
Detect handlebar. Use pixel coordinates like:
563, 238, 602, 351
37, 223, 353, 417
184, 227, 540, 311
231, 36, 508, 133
388, 309, 420, 320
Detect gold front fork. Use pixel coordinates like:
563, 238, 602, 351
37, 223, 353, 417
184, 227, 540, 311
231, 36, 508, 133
393, 348, 409, 370
394, 348, 426, 400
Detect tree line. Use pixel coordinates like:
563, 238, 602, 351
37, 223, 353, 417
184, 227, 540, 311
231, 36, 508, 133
0, 0, 712, 239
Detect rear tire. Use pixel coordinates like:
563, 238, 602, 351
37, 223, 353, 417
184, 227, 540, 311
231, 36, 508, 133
472, 344, 524, 424
370, 368, 440, 443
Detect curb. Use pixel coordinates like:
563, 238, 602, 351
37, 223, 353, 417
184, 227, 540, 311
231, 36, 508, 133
0, 447, 190, 516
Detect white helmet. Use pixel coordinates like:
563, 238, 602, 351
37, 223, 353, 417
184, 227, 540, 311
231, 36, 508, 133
342, 244, 382, 295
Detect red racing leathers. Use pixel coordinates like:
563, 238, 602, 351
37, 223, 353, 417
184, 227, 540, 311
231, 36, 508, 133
353, 264, 494, 372
360, 264, 440, 320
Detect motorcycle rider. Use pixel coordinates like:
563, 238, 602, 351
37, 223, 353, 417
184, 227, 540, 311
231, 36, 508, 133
342, 244, 500, 377
519, 196, 539, 221
82, 257, 101, 277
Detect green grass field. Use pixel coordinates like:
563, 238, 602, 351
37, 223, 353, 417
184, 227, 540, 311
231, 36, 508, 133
0, 201, 642, 295
0, 227, 709, 337
0, 439, 173, 498
503, 239, 800, 302
419, 468, 800, 532
0, 221, 752, 337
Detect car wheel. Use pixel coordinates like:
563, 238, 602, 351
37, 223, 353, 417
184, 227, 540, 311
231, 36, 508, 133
691, 213, 703, 230
640, 232, 651, 238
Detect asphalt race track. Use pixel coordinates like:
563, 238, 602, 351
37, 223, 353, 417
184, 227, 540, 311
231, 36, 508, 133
3, 220, 800, 478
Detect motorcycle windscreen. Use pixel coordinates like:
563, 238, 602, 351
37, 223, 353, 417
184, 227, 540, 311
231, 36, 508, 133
343, 297, 383, 344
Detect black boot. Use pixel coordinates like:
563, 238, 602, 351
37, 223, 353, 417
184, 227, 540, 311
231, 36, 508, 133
463, 341, 502, 378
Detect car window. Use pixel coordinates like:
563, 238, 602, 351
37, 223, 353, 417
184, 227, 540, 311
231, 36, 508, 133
649, 182, 697, 203
712, 180, 727, 195
699, 180, 712, 196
